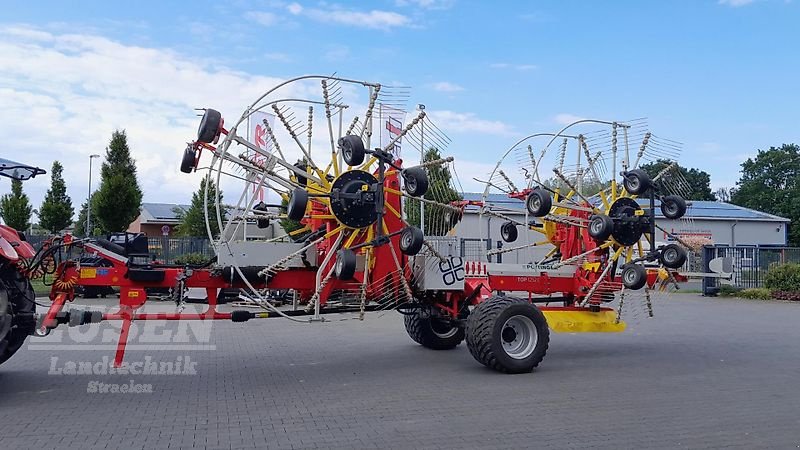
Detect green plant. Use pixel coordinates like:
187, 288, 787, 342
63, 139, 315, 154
737, 288, 772, 300
771, 291, 800, 301
718, 284, 743, 297
763, 263, 800, 292
173, 252, 210, 266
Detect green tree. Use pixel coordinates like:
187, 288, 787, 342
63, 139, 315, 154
0, 179, 33, 231
94, 130, 143, 232
279, 196, 306, 240
639, 159, 716, 201
405, 147, 462, 236
731, 144, 800, 245
175, 177, 223, 237
38, 161, 74, 234
73, 194, 101, 236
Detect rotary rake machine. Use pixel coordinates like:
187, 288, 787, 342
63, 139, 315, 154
3, 76, 696, 375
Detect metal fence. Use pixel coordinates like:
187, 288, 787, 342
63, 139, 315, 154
704, 245, 800, 289
147, 237, 214, 264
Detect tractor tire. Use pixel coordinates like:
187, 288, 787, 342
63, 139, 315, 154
404, 311, 464, 350
466, 296, 549, 374
0, 270, 36, 366
287, 188, 308, 221
180, 146, 196, 173
659, 243, 687, 269
588, 214, 614, 241
399, 226, 424, 256
621, 264, 647, 290
334, 249, 357, 280
197, 108, 222, 143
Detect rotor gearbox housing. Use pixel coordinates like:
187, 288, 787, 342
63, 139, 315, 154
411, 254, 466, 291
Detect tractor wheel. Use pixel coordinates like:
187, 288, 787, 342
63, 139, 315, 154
525, 189, 552, 217
339, 135, 366, 166
660, 195, 687, 220
588, 214, 614, 241
399, 226, 424, 256
180, 146, 196, 173
0, 270, 36, 366
659, 243, 687, 269
621, 264, 647, 290
466, 296, 549, 374
287, 188, 308, 221
197, 108, 222, 143
622, 169, 652, 195
404, 311, 464, 350
403, 167, 429, 198
500, 221, 518, 243
334, 249, 357, 280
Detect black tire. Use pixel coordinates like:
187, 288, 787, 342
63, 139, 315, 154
659, 243, 687, 269
588, 214, 614, 241
500, 221, 518, 243
180, 146, 196, 173
404, 311, 465, 350
621, 264, 647, 290
197, 108, 222, 143
399, 227, 424, 256
660, 195, 687, 220
254, 201, 270, 229
293, 161, 308, 187
465, 296, 549, 374
526, 189, 552, 217
334, 249, 357, 280
403, 167, 429, 197
623, 169, 652, 195
0, 270, 36, 366
339, 135, 366, 166
287, 188, 308, 221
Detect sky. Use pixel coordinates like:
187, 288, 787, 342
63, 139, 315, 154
1, 0, 798, 216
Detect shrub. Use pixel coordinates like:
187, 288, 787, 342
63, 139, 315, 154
737, 288, 772, 300
771, 291, 800, 301
763, 263, 800, 292
173, 252, 210, 266
718, 284, 743, 297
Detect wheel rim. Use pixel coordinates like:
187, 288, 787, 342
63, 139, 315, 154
402, 231, 412, 248
628, 176, 640, 191
529, 196, 540, 211
623, 268, 638, 284
407, 177, 417, 192
430, 319, 458, 339
664, 247, 679, 265
501, 315, 538, 359
590, 218, 603, 234
664, 202, 677, 216
335, 257, 344, 276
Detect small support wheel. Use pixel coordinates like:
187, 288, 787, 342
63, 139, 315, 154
465, 296, 549, 374
339, 135, 366, 166
525, 189, 552, 217
500, 221, 518, 243
588, 214, 614, 241
180, 145, 196, 174
402, 167, 429, 197
286, 188, 308, 221
334, 249, 357, 280
197, 109, 222, 143
622, 169, 652, 195
660, 195, 687, 220
253, 201, 270, 229
399, 226, 424, 256
659, 243, 687, 269
404, 310, 464, 350
621, 264, 647, 290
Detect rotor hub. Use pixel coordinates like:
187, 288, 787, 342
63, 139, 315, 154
329, 170, 380, 228
608, 197, 647, 246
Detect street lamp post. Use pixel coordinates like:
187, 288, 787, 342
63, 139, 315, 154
87, 154, 100, 236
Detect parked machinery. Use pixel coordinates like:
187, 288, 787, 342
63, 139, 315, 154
8, 76, 693, 374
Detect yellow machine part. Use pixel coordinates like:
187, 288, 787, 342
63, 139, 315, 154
542, 309, 627, 333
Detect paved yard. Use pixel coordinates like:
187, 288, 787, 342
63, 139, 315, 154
1, 293, 799, 449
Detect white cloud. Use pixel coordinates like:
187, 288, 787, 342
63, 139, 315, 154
286, 3, 411, 29
553, 113, 587, 125
427, 110, 515, 136
395, 0, 456, 10
718, 0, 757, 6
244, 11, 279, 26
430, 81, 464, 92
490, 63, 538, 71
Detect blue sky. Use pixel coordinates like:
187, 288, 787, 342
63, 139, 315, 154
1, 0, 798, 210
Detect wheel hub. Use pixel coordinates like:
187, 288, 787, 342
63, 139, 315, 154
329, 170, 380, 228
501, 315, 538, 360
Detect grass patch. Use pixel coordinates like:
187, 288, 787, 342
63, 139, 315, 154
29, 277, 53, 296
